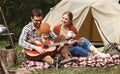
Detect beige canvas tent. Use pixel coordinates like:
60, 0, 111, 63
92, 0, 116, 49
43, 0, 120, 45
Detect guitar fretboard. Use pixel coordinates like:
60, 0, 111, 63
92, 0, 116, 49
49, 41, 68, 47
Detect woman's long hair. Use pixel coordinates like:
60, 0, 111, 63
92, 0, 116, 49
62, 11, 73, 25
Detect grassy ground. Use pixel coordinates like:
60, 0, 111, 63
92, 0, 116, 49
1, 40, 120, 74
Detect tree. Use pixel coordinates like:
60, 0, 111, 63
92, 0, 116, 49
0, 0, 61, 41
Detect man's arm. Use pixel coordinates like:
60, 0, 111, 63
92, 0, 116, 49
19, 26, 33, 50
49, 30, 57, 40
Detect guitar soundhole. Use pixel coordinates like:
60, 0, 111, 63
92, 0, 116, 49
43, 45, 49, 48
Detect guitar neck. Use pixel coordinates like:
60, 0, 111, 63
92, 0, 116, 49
48, 41, 68, 47
43, 39, 83, 48
43, 41, 68, 48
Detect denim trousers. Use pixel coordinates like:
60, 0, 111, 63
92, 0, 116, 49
68, 37, 92, 57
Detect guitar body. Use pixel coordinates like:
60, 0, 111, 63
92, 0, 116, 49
24, 40, 56, 61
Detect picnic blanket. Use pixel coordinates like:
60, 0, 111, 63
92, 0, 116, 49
22, 54, 120, 71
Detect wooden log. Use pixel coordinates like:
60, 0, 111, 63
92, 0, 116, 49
0, 56, 9, 74
0, 48, 17, 67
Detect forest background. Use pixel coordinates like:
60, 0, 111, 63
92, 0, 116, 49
0, 0, 120, 42
0, 0, 61, 41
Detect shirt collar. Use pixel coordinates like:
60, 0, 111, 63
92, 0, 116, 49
31, 22, 36, 31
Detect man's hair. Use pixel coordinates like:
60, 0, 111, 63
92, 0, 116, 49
31, 8, 43, 18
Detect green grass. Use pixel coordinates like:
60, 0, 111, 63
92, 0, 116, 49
1, 40, 120, 74
30, 65, 120, 74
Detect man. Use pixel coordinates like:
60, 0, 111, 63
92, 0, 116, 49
19, 8, 76, 69
19, 8, 56, 54
19, 8, 60, 67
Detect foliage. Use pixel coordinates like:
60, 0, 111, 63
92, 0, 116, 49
0, 0, 61, 41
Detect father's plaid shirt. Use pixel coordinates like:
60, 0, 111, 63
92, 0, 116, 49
19, 22, 57, 50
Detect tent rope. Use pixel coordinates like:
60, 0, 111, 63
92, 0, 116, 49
93, 17, 110, 44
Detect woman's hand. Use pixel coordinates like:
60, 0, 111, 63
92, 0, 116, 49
68, 39, 75, 45
71, 33, 76, 39
68, 39, 85, 45
66, 32, 76, 40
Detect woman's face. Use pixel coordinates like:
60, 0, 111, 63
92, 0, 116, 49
61, 14, 71, 27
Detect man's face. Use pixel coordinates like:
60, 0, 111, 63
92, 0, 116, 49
31, 16, 42, 28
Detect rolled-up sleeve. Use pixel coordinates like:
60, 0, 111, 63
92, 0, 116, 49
49, 30, 57, 40
19, 26, 33, 50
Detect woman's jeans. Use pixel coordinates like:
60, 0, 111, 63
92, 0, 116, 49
68, 37, 92, 57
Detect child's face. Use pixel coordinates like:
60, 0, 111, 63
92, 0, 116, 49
42, 33, 49, 40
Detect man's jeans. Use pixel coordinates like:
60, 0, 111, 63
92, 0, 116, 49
69, 37, 92, 57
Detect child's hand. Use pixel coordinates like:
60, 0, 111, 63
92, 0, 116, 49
59, 43, 64, 48
57, 43, 64, 51
34, 40, 41, 45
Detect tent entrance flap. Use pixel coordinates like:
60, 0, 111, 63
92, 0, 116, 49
78, 10, 103, 43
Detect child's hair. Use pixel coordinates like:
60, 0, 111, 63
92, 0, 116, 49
39, 23, 50, 34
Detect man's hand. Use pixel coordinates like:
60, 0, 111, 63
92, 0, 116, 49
33, 45, 46, 54
34, 40, 41, 45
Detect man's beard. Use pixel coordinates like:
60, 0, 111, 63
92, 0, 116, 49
34, 23, 41, 28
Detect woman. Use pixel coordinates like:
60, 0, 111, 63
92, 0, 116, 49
53, 11, 110, 58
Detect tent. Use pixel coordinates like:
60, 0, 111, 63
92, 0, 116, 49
43, 0, 120, 45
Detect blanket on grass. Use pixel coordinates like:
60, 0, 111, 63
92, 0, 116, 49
22, 54, 120, 71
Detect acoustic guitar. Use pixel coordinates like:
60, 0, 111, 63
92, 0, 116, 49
24, 39, 83, 61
